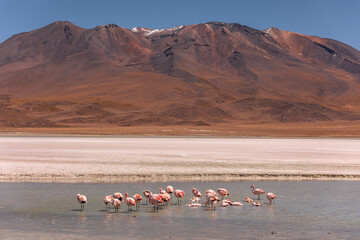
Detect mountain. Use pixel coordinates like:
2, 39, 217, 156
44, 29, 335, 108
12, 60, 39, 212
0, 21, 360, 130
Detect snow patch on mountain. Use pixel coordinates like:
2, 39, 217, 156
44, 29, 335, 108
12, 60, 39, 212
131, 25, 186, 36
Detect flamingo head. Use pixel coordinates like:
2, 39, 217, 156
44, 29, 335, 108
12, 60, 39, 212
250, 185, 255, 189
143, 190, 151, 197
125, 192, 128, 197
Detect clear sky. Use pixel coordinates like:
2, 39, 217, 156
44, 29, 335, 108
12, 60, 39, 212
0, 0, 359, 50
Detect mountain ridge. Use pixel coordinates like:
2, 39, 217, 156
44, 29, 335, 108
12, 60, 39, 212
0, 21, 360, 130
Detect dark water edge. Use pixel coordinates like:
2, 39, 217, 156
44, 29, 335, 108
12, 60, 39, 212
1, 181, 359, 239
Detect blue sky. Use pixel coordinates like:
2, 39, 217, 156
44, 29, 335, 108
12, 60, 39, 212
1, 0, 359, 50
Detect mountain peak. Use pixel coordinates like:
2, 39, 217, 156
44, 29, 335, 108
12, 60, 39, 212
131, 25, 186, 36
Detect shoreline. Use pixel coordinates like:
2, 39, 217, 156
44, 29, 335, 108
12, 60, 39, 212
2, 120, 360, 138
1, 173, 360, 183
1, 131, 360, 141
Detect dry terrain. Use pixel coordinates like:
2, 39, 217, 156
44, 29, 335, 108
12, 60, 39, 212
0, 21, 360, 135
1, 137, 360, 182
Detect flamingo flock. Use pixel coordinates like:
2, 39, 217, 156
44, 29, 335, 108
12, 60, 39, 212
76, 184, 276, 211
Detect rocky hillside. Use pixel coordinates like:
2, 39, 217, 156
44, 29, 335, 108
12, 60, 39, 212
0, 21, 359, 127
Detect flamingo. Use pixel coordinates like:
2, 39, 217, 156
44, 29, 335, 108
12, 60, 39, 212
207, 194, 220, 210
133, 194, 143, 209
191, 197, 201, 203
149, 193, 164, 210
192, 188, 202, 198
217, 188, 230, 199
221, 200, 229, 207
124, 192, 136, 211
245, 197, 253, 203
205, 189, 217, 207
166, 186, 174, 201
188, 202, 202, 207
266, 192, 276, 204
206, 189, 216, 195
158, 188, 171, 204
113, 192, 124, 201
250, 185, 266, 200
252, 202, 262, 207
111, 198, 121, 212
230, 201, 243, 206
205, 190, 219, 209
143, 190, 152, 204
104, 195, 113, 210
76, 194, 87, 211
174, 189, 185, 204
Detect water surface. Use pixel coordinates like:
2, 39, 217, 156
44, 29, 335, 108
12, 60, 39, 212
1, 181, 359, 239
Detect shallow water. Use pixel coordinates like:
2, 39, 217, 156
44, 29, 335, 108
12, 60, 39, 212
0, 181, 359, 239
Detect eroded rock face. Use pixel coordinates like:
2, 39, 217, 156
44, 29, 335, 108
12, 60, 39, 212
0, 21, 360, 127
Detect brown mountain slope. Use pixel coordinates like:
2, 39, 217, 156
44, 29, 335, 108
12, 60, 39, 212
0, 21, 360, 131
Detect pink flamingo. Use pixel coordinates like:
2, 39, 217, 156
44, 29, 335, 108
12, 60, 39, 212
188, 202, 202, 207
207, 194, 220, 210
191, 197, 201, 203
205, 189, 216, 207
113, 192, 124, 201
266, 192, 276, 204
133, 194, 143, 209
111, 198, 121, 212
124, 192, 136, 211
149, 193, 164, 210
230, 201, 243, 206
221, 200, 229, 207
192, 188, 202, 198
252, 202, 262, 207
245, 197, 253, 203
166, 186, 174, 201
205, 190, 219, 209
206, 189, 216, 195
159, 188, 171, 204
104, 195, 113, 210
250, 185, 266, 200
217, 188, 230, 199
76, 194, 87, 211
174, 189, 185, 204
143, 190, 152, 204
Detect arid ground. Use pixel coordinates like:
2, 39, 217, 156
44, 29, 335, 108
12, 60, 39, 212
1, 136, 359, 182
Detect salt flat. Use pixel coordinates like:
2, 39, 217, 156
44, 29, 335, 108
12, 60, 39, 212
0, 137, 359, 182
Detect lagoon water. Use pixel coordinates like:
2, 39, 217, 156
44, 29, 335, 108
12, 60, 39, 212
1, 181, 359, 239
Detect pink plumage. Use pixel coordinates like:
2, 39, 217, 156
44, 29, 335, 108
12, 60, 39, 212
266, 192, 276, 204
250, 185, 266, 200
192, 188, 202, 198
125, 192, 136, 211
